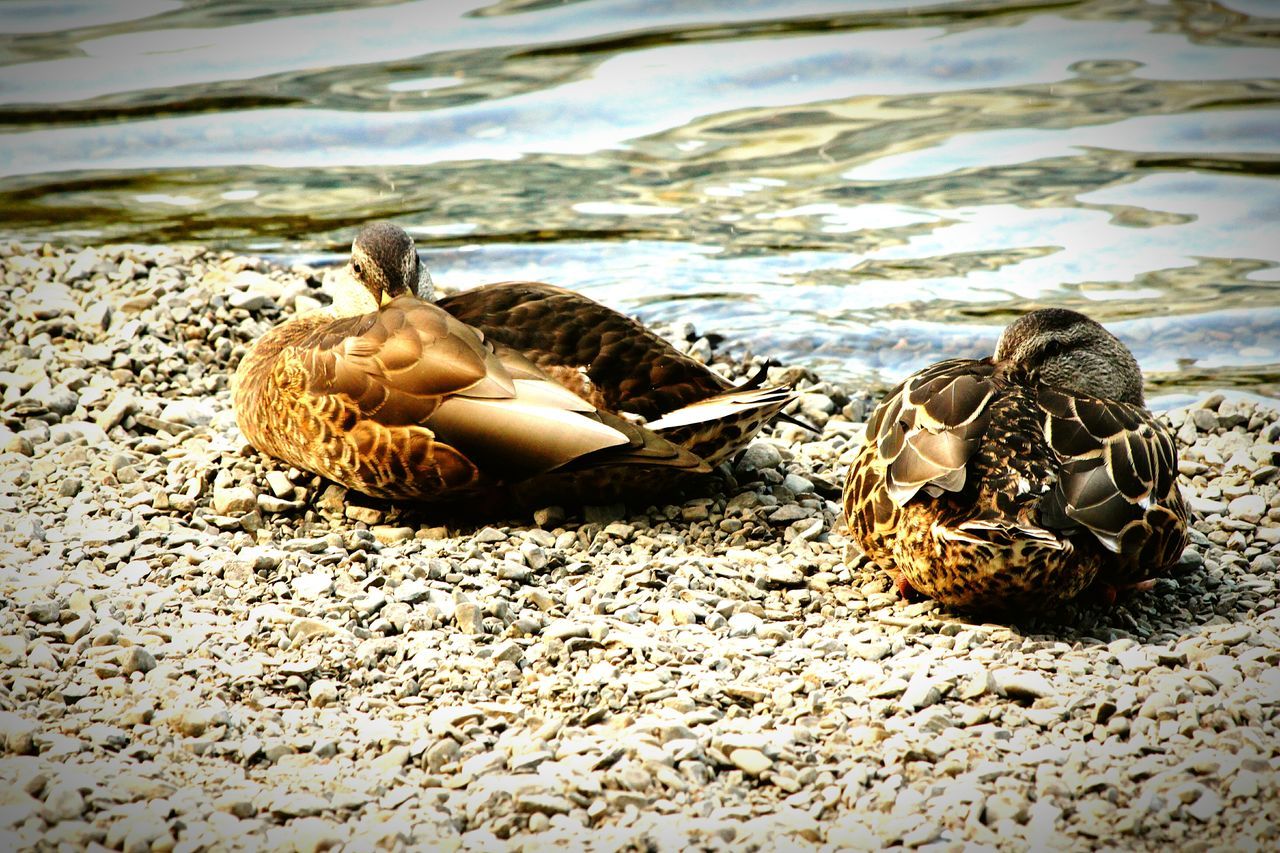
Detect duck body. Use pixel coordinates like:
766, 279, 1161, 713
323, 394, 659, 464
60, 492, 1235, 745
437, 280, 789, 467
843, 310, 1188, 612
233, 223, 795, 509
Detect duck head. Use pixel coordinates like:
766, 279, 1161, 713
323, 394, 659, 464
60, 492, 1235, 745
995, 308, 1144, 405
346, 222, 433, 306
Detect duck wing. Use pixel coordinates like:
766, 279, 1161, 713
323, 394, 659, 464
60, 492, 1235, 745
298, 296, 638, 483
860, 358, 999, 507
1035, 385, 1187, 568
436, 281, 732, 419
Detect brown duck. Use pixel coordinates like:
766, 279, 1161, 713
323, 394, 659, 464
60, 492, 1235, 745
233, 222, 796, 508
843, 308, 1188, 612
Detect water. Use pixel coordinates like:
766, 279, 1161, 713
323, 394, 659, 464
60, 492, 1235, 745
2, 0, 1278, 399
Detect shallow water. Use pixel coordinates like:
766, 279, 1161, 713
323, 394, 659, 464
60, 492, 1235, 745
2, 0, 1278, 397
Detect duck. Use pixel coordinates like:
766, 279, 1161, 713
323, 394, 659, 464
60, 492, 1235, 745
842, 307, 1188, 612
233, 222, 797, 509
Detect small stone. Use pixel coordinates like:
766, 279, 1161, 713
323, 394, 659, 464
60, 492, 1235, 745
345, 505, 383, 524
292, 572, 333, 601
212, 486, 257, 516
228, 291, 270, 311
491, 640, 523, 663
371, 525, 414, 545
532, 506, 565, 528
993, 668, 1054, 701
1227, 494, 1265, 524
426, 738, 460, 772
0, 711, 39, 754
159, 398, 216, 426
729, 747, 772, 776
26, 600, 61, 624
264, 470, 293, 499
900, 670, 942, 711
41, 783, 85, 822
764, 563, 804, 586
289, 817, 346, 853
727, 612, 762, 637
119, 646, 157, 675
738, 443, 782, 472
309, 680, 339, 707
455, 602, 483, 634
985, 792, 1028, 824
659, 600, 697, 626
1229, 771, 1260, 799
1191, 409, 1217, 431
354, 588, 387, 617
782, 473, 814, 494
1185, 786, 1223, 822
5, 435, 34, 455
515, 794, 573, 816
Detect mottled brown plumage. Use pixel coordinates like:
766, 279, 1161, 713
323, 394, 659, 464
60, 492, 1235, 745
843, 308, 1188, 612
233, 223, 797, 509
437, 281, 792, 466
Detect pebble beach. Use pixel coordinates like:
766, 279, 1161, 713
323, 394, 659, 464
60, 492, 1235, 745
1, 241, 1278, 851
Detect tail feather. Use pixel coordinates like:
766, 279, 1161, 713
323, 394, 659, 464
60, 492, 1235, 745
646, 383, 797, 466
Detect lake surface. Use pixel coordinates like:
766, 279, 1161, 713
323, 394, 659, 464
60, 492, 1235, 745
2, 0, 1278, 399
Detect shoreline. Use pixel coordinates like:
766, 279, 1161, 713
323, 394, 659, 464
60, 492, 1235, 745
1, 241, 1278, 850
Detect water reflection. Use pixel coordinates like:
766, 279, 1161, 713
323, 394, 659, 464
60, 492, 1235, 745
0, 0, 1276, 397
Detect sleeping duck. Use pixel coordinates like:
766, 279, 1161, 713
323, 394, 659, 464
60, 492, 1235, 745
842, 308, 1188, 612
233, 222, 796, 509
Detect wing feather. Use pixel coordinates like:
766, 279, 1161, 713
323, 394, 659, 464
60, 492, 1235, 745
1035, 385, 1187, 567
861, 359, 997, 507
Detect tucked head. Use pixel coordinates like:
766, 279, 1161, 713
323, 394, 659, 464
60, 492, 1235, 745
348, 222, 433, 304
994, 308, 1144, 405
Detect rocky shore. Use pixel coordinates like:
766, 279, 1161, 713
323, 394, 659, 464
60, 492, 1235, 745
1, 241, 1278, 851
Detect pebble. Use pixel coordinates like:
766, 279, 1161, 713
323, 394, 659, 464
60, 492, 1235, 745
1227, 494, 1265, 523
1, 242, 1275, 852
308, 680, 339, 707
729, 748, 773, 776
119, 647, 157, 675
737, 442, 782, 472
292, 571, 333, 600
992, 668, 1054, 700
212, 486, 257, 515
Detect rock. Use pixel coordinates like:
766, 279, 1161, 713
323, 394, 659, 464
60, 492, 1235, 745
289, 817, 346, 853
1185, 786, 1223, 822
985, 792, 1027, 824
727, 612, 762, 637
372, 525, 415, 545
729, 748, 772, 776
515, 794, 573, 816
26, 600, 61, 624
159, 398, 216, 426
659, 600, 696, 626
1227, 494, 1265, 523
42, 783, 85, 822
900, 670, 942, 711
764, 563, 804, 586
455, 603, 483, 634
533, 506, 565, 527
264, 470, 293, 499
119, 647, 157, 675
345, 505, 383, 524
992, 668, 1054, 701
737, 443, 782, 472
0, 711, 38, 754
309, 680, 338, 707
212, 486, 257, 515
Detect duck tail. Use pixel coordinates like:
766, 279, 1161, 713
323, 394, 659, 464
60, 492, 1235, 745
643, 382, 798, 466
